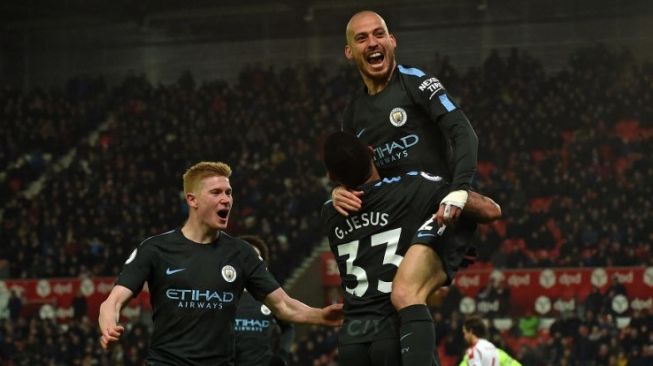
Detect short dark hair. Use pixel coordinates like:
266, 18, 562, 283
323, 132, 372, 188
240, 235, 269, 263
464, 316, 487, 338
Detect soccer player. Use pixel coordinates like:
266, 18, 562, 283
98, 161, 342, 365
322, 132, 501, 366
235, 235, 294, 366
335, 10, 482, 365
336, 10, 479, 228
460, 316, 521, 366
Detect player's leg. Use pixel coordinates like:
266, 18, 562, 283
338, 342, 372, 366
391, 218, 477, 366
369, 337, 402, 366
391, 244, 446, 366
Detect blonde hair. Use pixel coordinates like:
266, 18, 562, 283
183, 161, 232, 194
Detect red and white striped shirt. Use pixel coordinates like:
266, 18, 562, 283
465, 339, 499, 366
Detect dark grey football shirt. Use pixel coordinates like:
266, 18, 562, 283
117, 229, 280, 366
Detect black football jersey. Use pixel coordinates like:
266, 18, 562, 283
234, 291, 279, 366
116, 229, 280, 366
321, 171, 449, 344
342, 64, 467, 182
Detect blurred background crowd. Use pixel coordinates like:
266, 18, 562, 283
1, 42, 651, 365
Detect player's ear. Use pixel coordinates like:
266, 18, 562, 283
390, 33, 397, 48
344, 45, 353, 60
186, 192, 198, 209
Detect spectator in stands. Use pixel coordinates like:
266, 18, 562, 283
7, 289, 22, 321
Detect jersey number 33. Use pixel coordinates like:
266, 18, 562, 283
336, 228, 403, 297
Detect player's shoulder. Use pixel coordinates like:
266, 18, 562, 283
397, 64, 446, 92
138, 229, 178, 248
397, 64, 429, 79
476, 338, 498, 351
321, 199, 339, 220
219, 231, 251, 249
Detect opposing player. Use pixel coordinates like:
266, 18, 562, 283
235, 235, 294, 366
99, 161, 342, 365
322, 132, 501, 366
460, 316, 521, 366
336, 10, 482, 365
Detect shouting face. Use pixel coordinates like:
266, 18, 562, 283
345, 11, 397, 88
189, 175, 233, 231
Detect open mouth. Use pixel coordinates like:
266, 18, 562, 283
217, 209, 230, 219
367, 52, 384, 66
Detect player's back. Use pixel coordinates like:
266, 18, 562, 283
321, 172, 448, 343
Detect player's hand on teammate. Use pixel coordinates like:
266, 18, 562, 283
99, 324, 125, 350
332, 185, 363, 216
434, 190, 469, 229
320, 302, 345, 327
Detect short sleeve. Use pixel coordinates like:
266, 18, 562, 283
242, 246, 281, 301
115, 242, 154, 295
400, 65, 460, 121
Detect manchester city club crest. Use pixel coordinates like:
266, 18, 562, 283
221, 265, 237, 282
389, 107, 407, 127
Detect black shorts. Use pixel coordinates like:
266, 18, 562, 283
338, 337, 401, 366
411, 216, 477, 285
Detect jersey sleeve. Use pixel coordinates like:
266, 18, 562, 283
402, 66, 478, 190
242, 245, 281, 302
400, 65, 460, 119
115, 241, 155, 295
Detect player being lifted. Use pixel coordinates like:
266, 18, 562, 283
322, 132, 501, 366
334, 10, 482, 366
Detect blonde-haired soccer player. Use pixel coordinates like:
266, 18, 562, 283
99, 161, 342, 365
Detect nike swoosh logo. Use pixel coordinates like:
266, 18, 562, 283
417, 232, 437, 238
356, 128, 366, 138
400, 332, 413, 341
166, 267, 186, 275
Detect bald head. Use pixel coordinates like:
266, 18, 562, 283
345, 11, 389, 44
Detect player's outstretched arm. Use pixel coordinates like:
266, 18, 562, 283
263, 288, 343, 327
434, 191, 501, 228
460, 191, 501, 223
332, 185, 363, 216
98, 285, 133, 350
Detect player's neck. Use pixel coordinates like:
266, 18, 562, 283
181, 220, 220, 244
470, 336, 479, 347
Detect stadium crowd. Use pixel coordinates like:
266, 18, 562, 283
1, 44, 652, 364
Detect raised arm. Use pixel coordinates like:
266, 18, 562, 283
462, 191, 502, 223
435, 191, 501, 228
263, 288, 343, 327
98, 285, 134, 350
